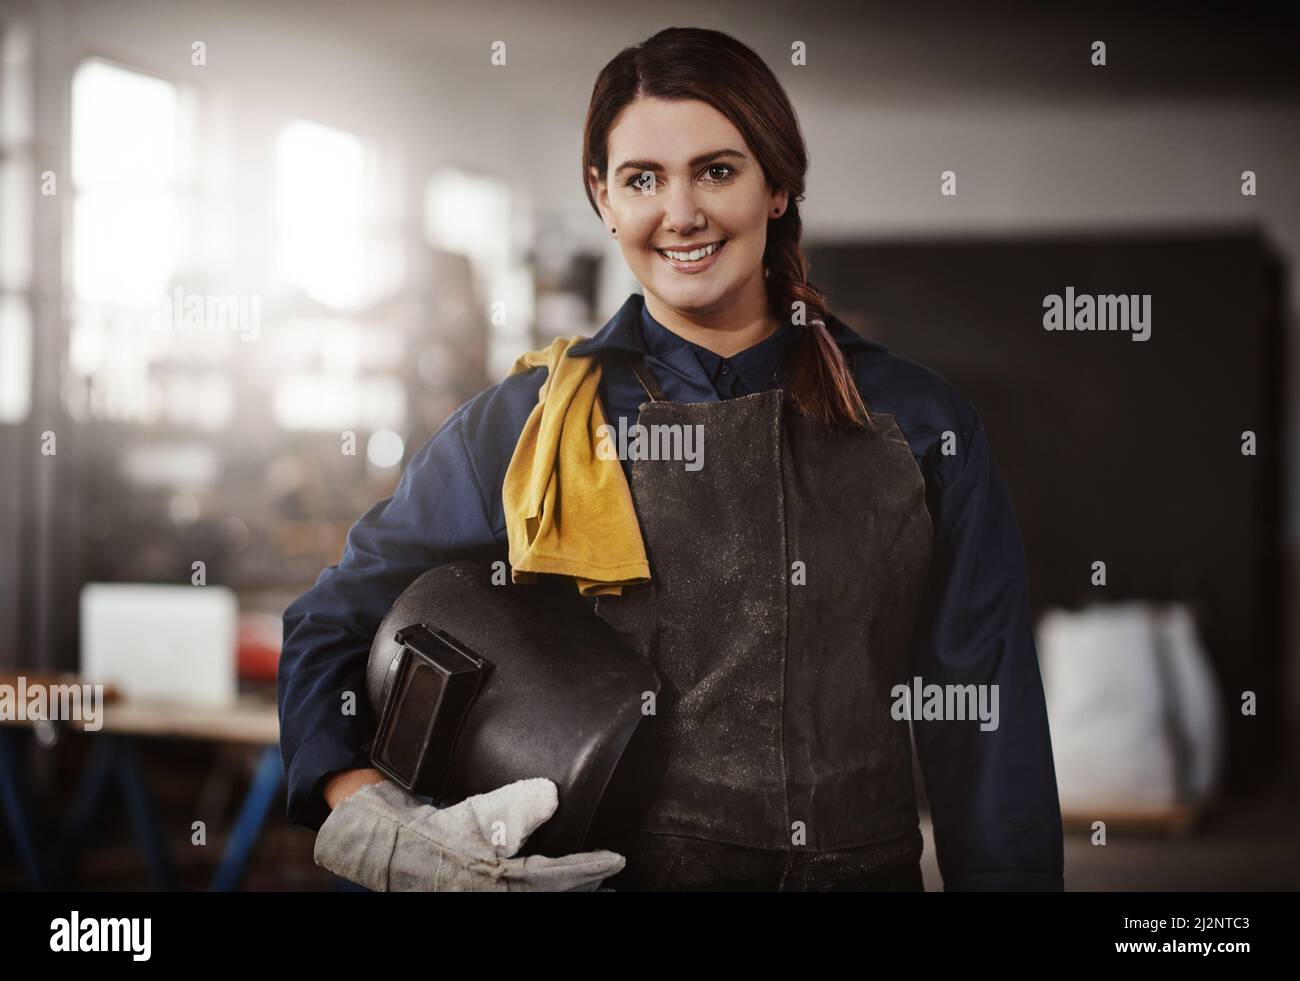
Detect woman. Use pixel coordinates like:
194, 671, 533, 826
279, 26, 1064, 891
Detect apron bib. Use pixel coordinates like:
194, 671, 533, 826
589, 351, 934, 890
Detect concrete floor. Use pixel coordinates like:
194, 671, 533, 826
6, 754, 1294, 891
919, 768, 1299, 891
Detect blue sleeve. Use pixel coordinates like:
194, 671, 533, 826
910, 403, 1065, 891
276, 370, 544, 831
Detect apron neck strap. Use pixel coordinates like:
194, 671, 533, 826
624, 352, 668, 402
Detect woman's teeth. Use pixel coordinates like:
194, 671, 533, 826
658, 241, 723, 261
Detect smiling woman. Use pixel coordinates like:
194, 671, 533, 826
282, 26, 1063, 896
582, 29, 870, 429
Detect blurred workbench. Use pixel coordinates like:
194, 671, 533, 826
0, 673, 282, 891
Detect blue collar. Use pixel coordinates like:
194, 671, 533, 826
639, 301, 795, 395
566, 292, 886, 359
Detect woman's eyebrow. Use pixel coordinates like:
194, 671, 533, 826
614, 148, 747, 176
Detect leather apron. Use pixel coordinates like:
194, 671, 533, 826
588, 351, 935, 891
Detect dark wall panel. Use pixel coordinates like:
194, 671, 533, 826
808, 231, 1287, 789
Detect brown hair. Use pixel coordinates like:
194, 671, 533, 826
582, 26, 871, 430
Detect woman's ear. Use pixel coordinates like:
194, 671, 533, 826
770, 186, 790, 218
588, 165, 611, 225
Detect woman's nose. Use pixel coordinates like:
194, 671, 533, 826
660, 184, 705, 234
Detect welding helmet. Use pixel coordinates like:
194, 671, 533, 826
365, 560, 659, 857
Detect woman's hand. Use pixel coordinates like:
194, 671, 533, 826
323, 767, 388, 810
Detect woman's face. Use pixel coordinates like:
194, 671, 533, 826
590, 97, 787, 321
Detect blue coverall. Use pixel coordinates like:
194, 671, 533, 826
278, 291, 1065, 890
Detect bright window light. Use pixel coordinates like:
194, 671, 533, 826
271, 372, 405, 432
0, 156, 32, 291
0, 296, 31, 423
275, 120, 365, 309
70, 59, 179, 306
425, 168, 527, 377
425, 168, 510, 262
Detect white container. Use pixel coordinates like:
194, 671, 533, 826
80, 582, 239, 707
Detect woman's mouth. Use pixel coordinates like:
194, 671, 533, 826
655, 239, 727, 273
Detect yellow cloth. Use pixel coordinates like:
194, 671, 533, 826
502, 337, 650, 597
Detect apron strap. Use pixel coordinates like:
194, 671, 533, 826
625, 352, 668, 402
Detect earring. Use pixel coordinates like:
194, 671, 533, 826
611, 227, 616, 235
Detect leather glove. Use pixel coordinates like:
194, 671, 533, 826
313, 777, 625, 891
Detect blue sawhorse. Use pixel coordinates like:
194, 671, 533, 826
0, 727, 283, 890
207, 745, 284, 892
0, 726, 49, 888
55, 733, 179, 890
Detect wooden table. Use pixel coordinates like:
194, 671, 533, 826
0, 685, 282, 891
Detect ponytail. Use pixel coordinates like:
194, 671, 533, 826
766, 206, 874, 431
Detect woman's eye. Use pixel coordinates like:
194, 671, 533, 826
625, 166, 733, 191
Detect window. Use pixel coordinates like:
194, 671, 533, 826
269, 119, 408, 444
274, 120, 366, 310
425, 167, 531, 379
0, 21, 33, 424
65, 63, 412, 459
66, 57, 234, 428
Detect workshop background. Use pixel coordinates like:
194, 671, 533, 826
0, 0, 1296, 891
